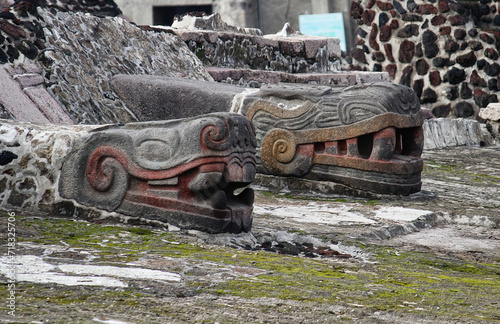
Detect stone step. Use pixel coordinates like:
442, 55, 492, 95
0, 65, 72, 124
206, 67, 389, 87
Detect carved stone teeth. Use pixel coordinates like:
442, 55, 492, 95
346, 138, 359, 157
370, 127, 396, 161
325, 141, 339, 155
325, 140, 347, 155
313, 127, 421, 163
207, 190, 227, 210
402, 126, 424, 157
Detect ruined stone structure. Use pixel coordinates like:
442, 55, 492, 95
0, 3, 259, 233
2, 0, 491, 234
114, 0, 355, 47
164, 12, 394, 89
1, 0, 122, 16
166, 13, 342, 74
0, 2, 211, 125
350, 0, 500, 118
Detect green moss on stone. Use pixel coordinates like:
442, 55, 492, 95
6, 215, 500, 322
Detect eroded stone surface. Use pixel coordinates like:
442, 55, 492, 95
423, 117, 494, 149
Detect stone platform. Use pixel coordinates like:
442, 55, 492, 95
1, 145, 499, 323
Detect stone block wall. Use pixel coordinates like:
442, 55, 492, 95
350, 0, 500, 119
166, 13, 342, 74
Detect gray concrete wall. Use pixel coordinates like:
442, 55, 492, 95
114, 0, 212, 25
260, 0, 312, 34
214, 0, 259, 29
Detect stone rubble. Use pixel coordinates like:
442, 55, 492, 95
170, 12, 262, 36
480, 102, 500, 139
165, 16, 341, 74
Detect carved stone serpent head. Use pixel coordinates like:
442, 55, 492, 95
59, 113, 257, 233
240, 82, 424, 195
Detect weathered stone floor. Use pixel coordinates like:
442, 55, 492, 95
1, 145, 499, 323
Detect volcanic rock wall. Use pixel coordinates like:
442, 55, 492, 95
350, 0, 500, 118
1, 0, 122, 17
0, 120, 98, 214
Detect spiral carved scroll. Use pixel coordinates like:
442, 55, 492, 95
261, 129, 312, 177
201, 117, 232, 151
82, 146, 130, 211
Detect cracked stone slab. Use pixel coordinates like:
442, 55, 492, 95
0, 242, 267, 289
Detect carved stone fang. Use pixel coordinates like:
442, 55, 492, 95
60, 113, 257, 233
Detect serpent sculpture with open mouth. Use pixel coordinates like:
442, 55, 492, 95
59, 113, 257, 233
237, 82, 423, 195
